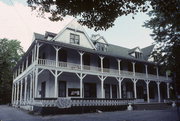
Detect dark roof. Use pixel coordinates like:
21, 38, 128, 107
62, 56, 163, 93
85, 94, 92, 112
141, 45, 155, 60
107, 44, 133, 59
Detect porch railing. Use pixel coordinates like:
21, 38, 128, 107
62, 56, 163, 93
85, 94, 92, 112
38, 59, 169, 81
33, 98, 134, 108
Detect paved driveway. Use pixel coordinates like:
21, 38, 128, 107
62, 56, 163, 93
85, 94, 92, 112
0, 105, 179, 121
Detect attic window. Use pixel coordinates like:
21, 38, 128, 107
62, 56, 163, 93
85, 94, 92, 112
135, 52, 142, 59
70, 33, 80, 44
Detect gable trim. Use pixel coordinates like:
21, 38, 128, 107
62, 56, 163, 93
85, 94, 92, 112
53, 19, 96, 50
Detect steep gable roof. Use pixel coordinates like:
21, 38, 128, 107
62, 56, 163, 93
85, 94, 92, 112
53, 19, 96, 50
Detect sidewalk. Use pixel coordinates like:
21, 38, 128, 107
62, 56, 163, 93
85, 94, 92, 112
0, 105, 179, 121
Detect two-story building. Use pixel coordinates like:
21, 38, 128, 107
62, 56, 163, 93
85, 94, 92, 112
11, 19, 172, 111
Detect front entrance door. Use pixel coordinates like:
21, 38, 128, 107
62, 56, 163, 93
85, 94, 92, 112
41, 82, 46, 98
58, 81, 66, 97
84, 83, 97, 98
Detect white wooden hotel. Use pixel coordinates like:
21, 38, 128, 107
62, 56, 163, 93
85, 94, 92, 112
12, 19, 172, 111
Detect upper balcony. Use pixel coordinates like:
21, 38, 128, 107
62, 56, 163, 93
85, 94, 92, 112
37, 59, 169, 82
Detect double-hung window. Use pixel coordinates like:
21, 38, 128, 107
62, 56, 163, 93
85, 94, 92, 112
70, 33, 80, 44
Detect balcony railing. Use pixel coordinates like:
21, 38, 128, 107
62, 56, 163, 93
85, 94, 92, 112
37, 59, 169, 81
38, 59, 56, 67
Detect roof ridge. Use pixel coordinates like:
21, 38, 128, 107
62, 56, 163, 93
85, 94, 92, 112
108, 43, 130, 50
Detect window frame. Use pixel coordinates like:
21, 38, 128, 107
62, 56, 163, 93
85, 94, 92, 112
70, 33, 80, 45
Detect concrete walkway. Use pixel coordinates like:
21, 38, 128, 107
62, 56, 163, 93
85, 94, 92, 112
0, 105, 179, 121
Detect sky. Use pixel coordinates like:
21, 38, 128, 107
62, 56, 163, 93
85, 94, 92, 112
0, 0, 154, 51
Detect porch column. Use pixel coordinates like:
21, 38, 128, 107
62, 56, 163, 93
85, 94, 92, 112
15, 70, 17, 78
99, 56, 104, 73
54, 70, 62, 97
166, 71, 169, 80
80, 75, 83, 98
31, 49, 34, 63
145, 65, 148, 78
16, 81, 19, 104
36, 43, 40, 63
116, 77, 123, 99
156, 66, 159, 79
34, 43, 37, 61
30, 74, 33, 100
167, 83, 170, 99
132, 62, 136, 76
79, 51, 84, 70
35, 68, 38, 98
22, 61, 24, 72
146, 80, 150, 103
32, 70, 35, 99
18, 66, 21, 75
117, 59, 121, 75
24, 77, 27, 101
98, 75, 107, 98
53, 46, 61, 67
132, 79, 138, 99
26, 57, 28, 69
76, 73, 86, 98
157, 81, 161, 102
36, 42, 43, 63
20, 80, 23, 104
34, 68, 44, 98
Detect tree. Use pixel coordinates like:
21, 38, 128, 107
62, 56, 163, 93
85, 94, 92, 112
27, 0, 149, 31
144, 0, 180, 95
0, 38, 24, 104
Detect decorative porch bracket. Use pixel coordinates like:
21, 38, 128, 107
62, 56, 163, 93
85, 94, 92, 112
117, 59, 121, 75
99, 56, 104, 73
76, 73, 86, 98
98, 75, 107, 98
131, 78, 138, 99
78, 51, 85, 71
53, 46, 61, 67
49, 69, 63, 97
116, 77, 124, 99
36, 42, 43, 63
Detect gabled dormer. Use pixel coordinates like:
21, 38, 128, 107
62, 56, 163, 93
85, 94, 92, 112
53, 19, 96, 50
91, 34, 108, 52
129, 47, 143, 59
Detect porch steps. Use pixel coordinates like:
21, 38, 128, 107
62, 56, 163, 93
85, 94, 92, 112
133, 103, 171, 110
